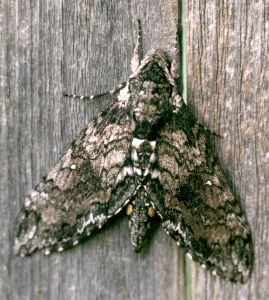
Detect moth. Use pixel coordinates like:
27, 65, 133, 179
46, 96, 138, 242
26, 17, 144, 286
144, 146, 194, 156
14, 21, 253, 283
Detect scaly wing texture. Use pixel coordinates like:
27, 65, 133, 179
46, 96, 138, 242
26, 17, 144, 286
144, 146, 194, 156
14, 102, 136, 256
153, 103, 253, 283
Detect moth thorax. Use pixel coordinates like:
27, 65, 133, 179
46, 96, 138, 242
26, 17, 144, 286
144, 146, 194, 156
131, 138, 156, 172
132, 79, 170, 123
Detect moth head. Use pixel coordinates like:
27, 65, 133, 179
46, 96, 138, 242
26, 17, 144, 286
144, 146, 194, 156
129, 59, 174, 123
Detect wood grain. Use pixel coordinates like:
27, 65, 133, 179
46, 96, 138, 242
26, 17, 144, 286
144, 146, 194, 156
0, 1, 183, 300
1, 0, 268, 299
186, 0, 269, 299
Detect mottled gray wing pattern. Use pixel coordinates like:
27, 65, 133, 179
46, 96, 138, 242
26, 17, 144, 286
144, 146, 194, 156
152, 103, 253, 283
14, 102, 136, 256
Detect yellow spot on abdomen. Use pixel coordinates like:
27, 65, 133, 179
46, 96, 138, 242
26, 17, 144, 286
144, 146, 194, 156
126, 204, 134, 215
147, 207, 156, 218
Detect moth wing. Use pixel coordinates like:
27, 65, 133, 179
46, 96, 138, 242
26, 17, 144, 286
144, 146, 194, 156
14, 102, 136, 256
153, 102, 253, 282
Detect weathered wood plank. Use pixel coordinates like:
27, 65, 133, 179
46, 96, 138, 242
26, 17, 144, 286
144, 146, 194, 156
0, 1, 185, 300
4, 0, 268, 299
186, 0, 269, 299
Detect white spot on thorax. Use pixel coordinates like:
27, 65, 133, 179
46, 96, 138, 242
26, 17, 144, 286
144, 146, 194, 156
116, 166, 134, 183
143, 168, 150, 176
131, 148, 138, 162
205, 180, 212, 186
70, 164, 76, 170
134, 167, 142, 176
151, 169, 160, 179
124, 166, 134, 176
149, 141, 156, 150
132, 137, 145, 149
149, 153, 156, 163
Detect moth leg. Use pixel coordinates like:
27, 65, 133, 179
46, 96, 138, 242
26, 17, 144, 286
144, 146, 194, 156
131, 19, 143, 72
63, 81, 127, 101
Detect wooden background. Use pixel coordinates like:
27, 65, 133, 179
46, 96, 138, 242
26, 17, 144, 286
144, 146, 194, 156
0, 0, 268, 299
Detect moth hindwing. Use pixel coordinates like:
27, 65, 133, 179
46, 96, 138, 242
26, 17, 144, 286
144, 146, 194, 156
14, 24, 253, 284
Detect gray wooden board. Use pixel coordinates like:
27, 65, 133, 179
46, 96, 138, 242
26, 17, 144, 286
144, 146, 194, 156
1, 0, 268, 299
186, 0, 269, 299
0, 1, 185, 300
